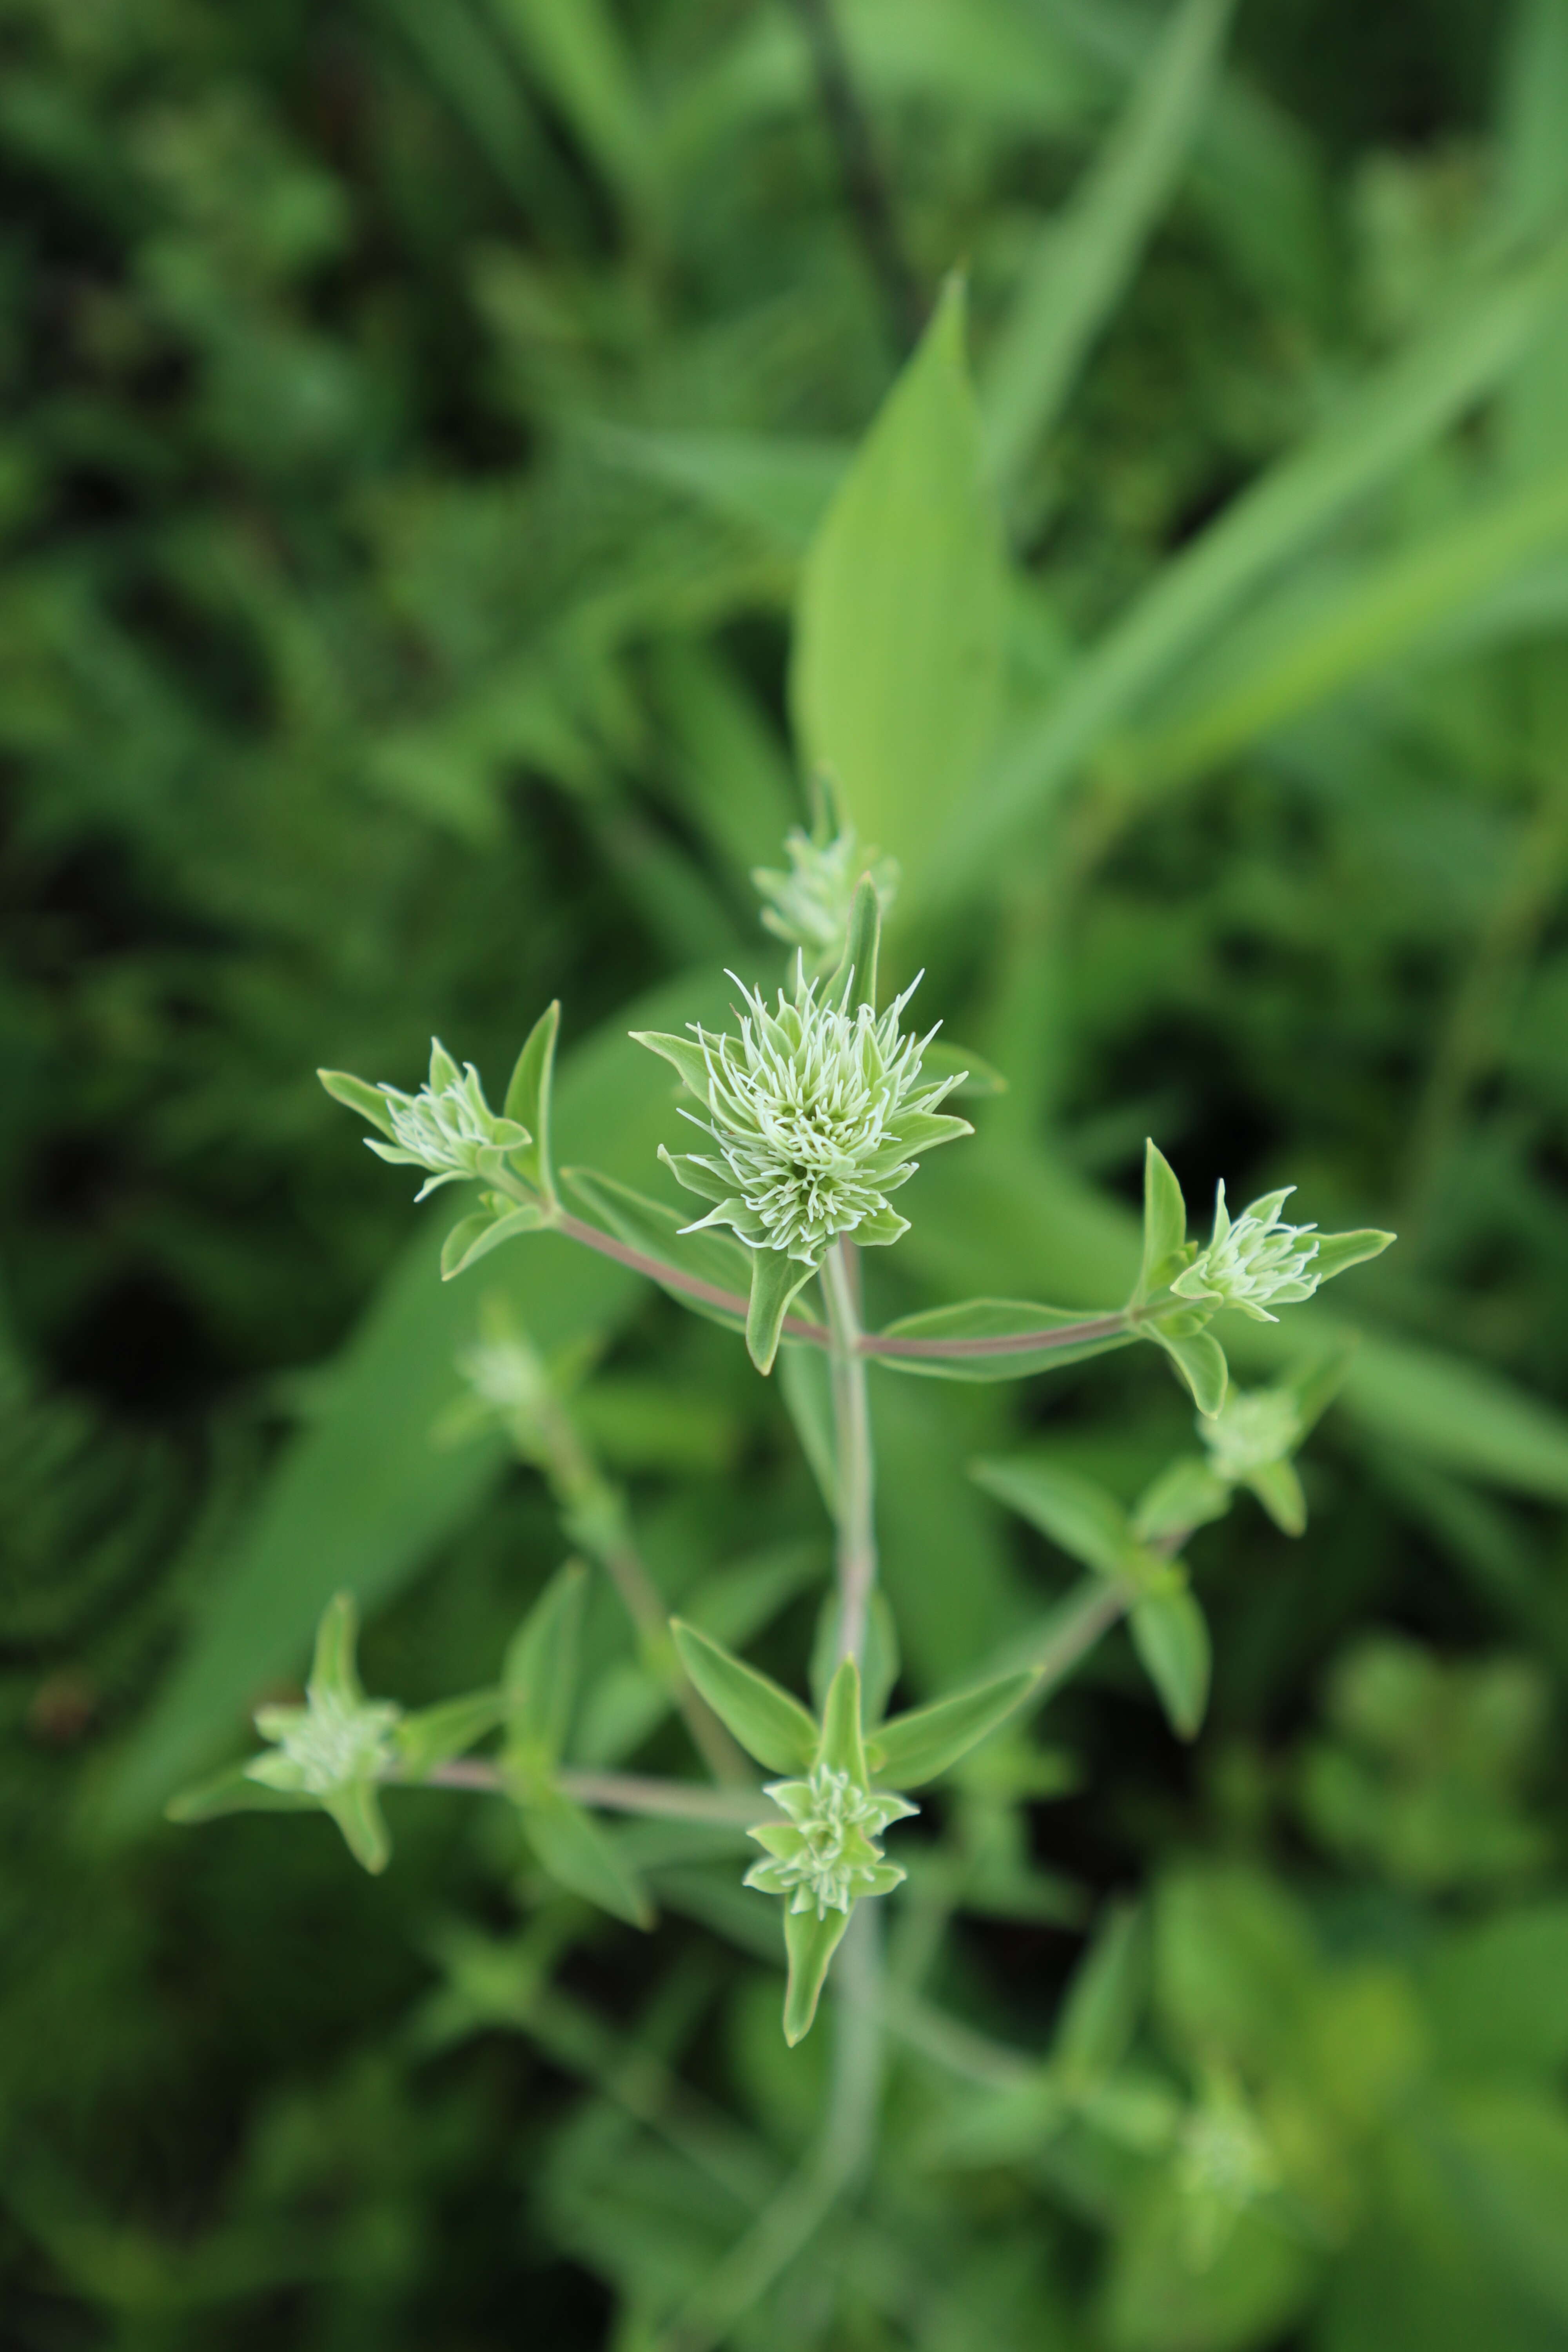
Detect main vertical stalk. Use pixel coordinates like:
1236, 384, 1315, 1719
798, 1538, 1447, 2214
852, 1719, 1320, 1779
822, 1238, 876, 1665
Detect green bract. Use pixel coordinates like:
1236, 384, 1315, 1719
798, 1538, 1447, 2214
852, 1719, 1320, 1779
633, 967, 971, 1270
326, 1037, 530, 1201
1169, 1182, 1393, 1323
247, 1687, 402, 1798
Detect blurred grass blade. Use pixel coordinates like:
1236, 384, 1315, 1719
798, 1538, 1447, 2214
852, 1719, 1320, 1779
982, 0, 1236, 503
935, 227, 1568, 903
485, 0, 659, 220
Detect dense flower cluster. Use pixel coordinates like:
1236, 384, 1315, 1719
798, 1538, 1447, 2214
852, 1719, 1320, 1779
1171, 1183, 1321, 1322
744, 1763, 917, 1919
643, 969, 971, 1268
753, 819, 899, 964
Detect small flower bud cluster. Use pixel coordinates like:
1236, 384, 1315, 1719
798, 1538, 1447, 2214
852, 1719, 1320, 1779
367, 1040, 528, 1201
1171, 1184, 1321, 1323
246, 1687, 402, 1797
753, 816, 898, 967
744, 1762, 916, 1919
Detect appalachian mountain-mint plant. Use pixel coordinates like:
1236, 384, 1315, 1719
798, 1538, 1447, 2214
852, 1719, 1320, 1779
167, 298, 1397, 2345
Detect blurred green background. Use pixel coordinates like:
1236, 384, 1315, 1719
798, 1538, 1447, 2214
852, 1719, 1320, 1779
6, 0, 1568, 2345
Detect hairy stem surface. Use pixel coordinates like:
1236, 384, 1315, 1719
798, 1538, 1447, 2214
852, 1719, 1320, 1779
823, 1239, 877, 1666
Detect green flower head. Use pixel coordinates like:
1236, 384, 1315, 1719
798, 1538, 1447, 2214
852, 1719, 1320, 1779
365, 1040, 529, 1201
1170, 1183, 1321, 1322
246, 1686, 402, 1798
636, 967, 972, 1270
1200, 1387, 1302, 1479
753, 813, 899, 969
744, 1762, 917, 1919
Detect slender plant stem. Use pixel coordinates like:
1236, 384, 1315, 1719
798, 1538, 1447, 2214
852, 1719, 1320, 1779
823, 1239, 877, 1666
421, 1759, 761, 1826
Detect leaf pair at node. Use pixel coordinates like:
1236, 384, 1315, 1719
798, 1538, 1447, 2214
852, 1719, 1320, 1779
673, 1618, 1036, 2040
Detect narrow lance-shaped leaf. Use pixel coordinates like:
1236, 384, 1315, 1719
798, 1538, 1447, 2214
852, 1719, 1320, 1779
867, 1298, 1134, 1383
165, 1764, 318, 1825
561, 1167, 753, 1334
866, 1670, 1038, 1789
1129, 1586, 1212, 1741
828, 874, 882, 1015
505, 1561, 587, 1780
817, 1656, 867, 1782
503, 1000, 561, 1203
1138, 1140, 1189, 1300
1053, 1902, 1148, 2091
747, 1248, 817, 1377
1247, 1456, 1307, 1537
396, 1690, 508, 1779
441, 1201, 547, 1282
671, 1621, 819, 1774
318, 1069, 396, 1139
523, 1789, 653, 1929
1131, 1458, 1231, 1544
971, 1457, 1133, 1579
310, 1592, 364, 1702
321, 1779, 392, 1875
783, 1903, 853, 2047
1147, 1324, 1229, 1417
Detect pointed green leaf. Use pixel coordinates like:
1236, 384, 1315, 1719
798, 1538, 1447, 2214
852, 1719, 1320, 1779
670, 1621, 818, 1774
1312, 1228, 1396, 1283
746, 1248, 817, 1376
164, 1764, 318, 1825
395, 1690, 507, 1779
441, 1201, 547, 1281
318, 1068, 397, 1139
561, 1167, 753, 1333
791, 274, 1005, 899
971, 1456, 1132, 1577
505, 1561, 587, 1774
1138, 1140, 1189, 1299
828, 874, 882, 1014
321, 1779, 391, 1874
628, 1027, 713, 1101
818, 1657, 867, 1782
811, 1590, 898, 1728
523, 1789, 653, 1928
503, 1000, 559, 1201
1129, 1587, 1211, 1740
919, 1038, 1007, 1098
1280, 1343, 1357, 1438
1245, 1457, 1307, 1537
310, 1593, 363, 1704
866, 1669, 1036, 1788
868, 1299, 1133, 1382
1131, 1458, 1231, 1544
1054, 1902, 1148, 2090
1147, 1324, 1229, 1416
782, 1902, 853, 2045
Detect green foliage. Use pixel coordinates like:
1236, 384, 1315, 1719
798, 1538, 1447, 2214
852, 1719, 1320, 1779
9, 0, 1568, 2344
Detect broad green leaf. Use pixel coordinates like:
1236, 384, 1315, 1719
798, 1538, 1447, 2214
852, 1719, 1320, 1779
505, 1561, 587, 1776
866, 1670, 1036, 1788
670, 1621, 819, 1775
523, 1789, 653, 1929
561, 1166, 753, 1335
440, 1200, 547, 1281
1130, 1586, 1211, 1740
503, 1000, 560, 1202
867, 1298, 1132, 1381
317, 1067, 396, 1138
817, 1657, 867, 1782
1053, 1901, 1147, 2089
1131, 1457, 1230, 1544
1138, 1139, 1188, 1298
934, 228, 1568, 902
983, 0, 1236, 499
321, 1779, 391, 1875
164, 1765, 317, 1825
746, 1247, 817, 1376
791, 276, 1005, 895
782, 1902, 853, 2045
971, 1455, 1132, 1577
396, 1690, 507, 1779
1147, 1323, 1229, 1416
